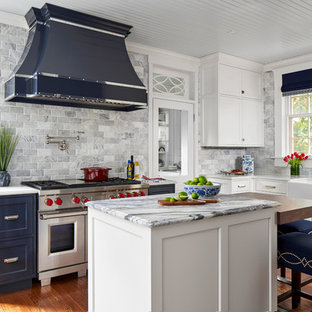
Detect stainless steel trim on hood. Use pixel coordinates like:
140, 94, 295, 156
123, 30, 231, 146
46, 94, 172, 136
39, 72, 59, 78
104, 81, 147, 90
15, 74, 34, 78
105, 99, 147, 106
36, 73, 147, 90
49, 17, 126, 38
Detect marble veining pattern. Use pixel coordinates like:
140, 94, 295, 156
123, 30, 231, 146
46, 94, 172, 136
86, 194, 280, 227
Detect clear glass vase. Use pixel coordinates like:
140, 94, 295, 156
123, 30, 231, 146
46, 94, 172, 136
290, 164, 300, 176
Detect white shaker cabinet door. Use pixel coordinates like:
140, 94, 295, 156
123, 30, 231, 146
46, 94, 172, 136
218, 96, 241, 146
241, 69, 262, 99
241, 98, 264, 146
219, 64, 242, 97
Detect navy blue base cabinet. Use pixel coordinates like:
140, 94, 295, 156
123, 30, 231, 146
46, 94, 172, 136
0, 194, 37, 294
148, 184, 175, 195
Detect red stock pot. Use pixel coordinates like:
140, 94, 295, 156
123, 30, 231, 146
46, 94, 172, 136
81, 167, 112, 181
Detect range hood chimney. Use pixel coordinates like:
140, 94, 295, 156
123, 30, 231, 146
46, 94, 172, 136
5, 3, 147, 111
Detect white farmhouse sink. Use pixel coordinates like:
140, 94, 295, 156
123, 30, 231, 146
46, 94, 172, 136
288, 178, 312, 199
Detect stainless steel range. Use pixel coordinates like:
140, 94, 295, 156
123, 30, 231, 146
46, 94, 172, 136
22, 178, 148, 286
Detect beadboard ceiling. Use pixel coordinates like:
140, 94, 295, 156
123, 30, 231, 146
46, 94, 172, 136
1, 0, 312, 64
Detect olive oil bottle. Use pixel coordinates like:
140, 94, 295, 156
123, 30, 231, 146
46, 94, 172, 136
130, 155, 135, 179
127, 155, 135, 179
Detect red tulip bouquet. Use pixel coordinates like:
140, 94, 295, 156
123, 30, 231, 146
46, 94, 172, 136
283, 152, 309, 175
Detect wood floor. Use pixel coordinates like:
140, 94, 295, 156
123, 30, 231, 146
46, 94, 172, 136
0, 270, 312, 311
278, 269, 312, 312
0, 274, 87, 312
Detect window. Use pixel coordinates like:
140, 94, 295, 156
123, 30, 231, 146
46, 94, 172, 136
152, 65, 194, 100
153, 73, 185, 96
287, 93, 312, 155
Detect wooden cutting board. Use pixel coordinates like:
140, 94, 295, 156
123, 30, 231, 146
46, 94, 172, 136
158, 199, 219, 206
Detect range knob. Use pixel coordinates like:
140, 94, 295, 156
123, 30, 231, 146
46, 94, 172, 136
133, 192, 139, 197
126, 193, 132, 197
55, 198, 63, 206
111, 196, 117, 199
119, 193, 125, 198
45, 198, 53, 206
83, 198, 90, 204
140, 191, 146, 196
72, 196, 80, 204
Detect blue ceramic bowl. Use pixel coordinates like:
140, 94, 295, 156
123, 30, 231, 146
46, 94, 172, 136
184, 182, 221, 199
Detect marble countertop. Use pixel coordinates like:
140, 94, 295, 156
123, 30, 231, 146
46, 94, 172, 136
0, 186, 39, 196
86, 194, 280, 228
207, 174, 291, 181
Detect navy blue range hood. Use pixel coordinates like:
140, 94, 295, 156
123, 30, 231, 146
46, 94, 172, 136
5, 3, 147, 111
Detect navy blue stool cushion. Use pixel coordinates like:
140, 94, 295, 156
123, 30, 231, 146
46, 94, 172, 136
278, 220, 312, 235
278, 232, 312, 276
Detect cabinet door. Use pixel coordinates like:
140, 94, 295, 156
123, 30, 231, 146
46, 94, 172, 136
241, 70, 262, 99
218, 96, 241, 146
219, 64, 242, 97
241, 99, 264, 146
0, 237, 34, 284
0, 195, 35, 239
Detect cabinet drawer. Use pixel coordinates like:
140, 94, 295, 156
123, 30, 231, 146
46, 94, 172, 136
255, 180, 287, 194
232, 180, 251, 193
0, 195, 35, 239
148, 184, 175, 195
0, 238, 33, 284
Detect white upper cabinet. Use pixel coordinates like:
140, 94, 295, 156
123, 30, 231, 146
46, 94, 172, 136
219, 64, 262, 100
201, 53, 264, 147
218, 96, 241, 146
241, 98, 264, 146
241, 69, 262, 99
219, 65, 242, 97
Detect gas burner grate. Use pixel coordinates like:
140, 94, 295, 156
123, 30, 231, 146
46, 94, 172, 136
22, 178, 141, 190
76, 178, 141, 187
21, 180, 69, 190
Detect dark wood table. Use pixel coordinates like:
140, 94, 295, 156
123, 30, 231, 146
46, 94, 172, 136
237, 192, 312, 225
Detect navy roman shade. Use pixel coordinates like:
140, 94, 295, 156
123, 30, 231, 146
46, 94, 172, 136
281, 68, 312, 96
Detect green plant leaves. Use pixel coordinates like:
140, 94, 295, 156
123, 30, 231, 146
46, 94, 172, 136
0, 126, 18, 171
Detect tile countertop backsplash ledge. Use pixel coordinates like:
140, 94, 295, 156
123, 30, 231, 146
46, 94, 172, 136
0, 186, 39, 196
206, 174, 292, 181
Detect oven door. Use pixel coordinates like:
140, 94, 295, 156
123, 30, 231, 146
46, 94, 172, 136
38, 209, 87, 272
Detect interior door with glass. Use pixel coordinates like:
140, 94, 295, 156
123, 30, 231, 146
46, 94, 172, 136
153, 98, 194, 185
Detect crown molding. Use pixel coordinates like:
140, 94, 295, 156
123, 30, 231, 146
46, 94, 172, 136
264, 53, 312, 72
126, 41, 200, 64
0, 10, 27, 29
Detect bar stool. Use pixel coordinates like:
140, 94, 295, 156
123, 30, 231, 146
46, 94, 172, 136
278, 220, 312, 235
278, 220, 312, 278
278, 232, 312, 309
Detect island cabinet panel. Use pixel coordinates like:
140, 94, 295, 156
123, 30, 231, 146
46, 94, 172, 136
88, 207, 277, 312
91, 218, 148, 312
228, 219, 271, 312
162, 229, 219, 312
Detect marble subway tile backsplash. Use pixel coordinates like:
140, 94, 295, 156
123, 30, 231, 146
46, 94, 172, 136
0, 23, 149, 185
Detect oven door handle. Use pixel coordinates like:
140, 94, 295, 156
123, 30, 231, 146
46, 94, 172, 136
40, 210, 87, 220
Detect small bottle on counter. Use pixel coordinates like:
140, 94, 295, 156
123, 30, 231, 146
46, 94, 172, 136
127, 160, 132, 179
130, 155, 135, 179
134, 161, 140, 179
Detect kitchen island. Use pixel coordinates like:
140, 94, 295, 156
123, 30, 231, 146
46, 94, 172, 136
87, 194, 279, 312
